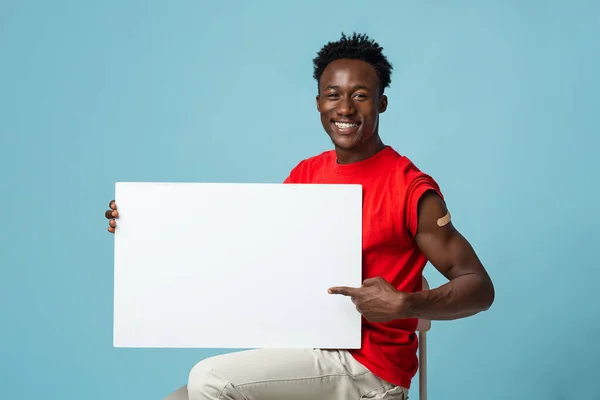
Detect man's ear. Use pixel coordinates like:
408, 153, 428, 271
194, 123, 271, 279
316, 95, 321, 112
379, 94, 388, 113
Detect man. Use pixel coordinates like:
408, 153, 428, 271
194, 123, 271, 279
105, 32, 494, 400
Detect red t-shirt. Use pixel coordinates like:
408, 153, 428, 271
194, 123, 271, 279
283, 145, 443, 389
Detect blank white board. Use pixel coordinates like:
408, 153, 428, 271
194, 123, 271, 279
113, 182, 363, 349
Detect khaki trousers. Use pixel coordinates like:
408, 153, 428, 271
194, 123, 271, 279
164, 348, 408, 400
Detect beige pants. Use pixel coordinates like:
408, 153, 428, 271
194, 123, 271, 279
164, 348, 408, 400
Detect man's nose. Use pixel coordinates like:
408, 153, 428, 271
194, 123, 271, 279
336, 96, 356, 116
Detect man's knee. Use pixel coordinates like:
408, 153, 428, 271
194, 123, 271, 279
187, 357, 229, 399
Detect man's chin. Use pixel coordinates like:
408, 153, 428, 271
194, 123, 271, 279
329, 134, 360, 150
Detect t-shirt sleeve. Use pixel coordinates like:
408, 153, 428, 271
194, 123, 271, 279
282, 159, 306, 183
283, 160, 310, 183
403, 167, 444, 237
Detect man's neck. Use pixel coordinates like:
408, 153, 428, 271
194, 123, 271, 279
335, 136, 386, 165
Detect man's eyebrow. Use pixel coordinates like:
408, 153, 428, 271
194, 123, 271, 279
324, 84, 371, 91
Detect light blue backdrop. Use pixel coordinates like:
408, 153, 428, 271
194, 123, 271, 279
1, 1, 598, 399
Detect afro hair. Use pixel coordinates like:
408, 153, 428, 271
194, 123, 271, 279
312, 32, 393, 95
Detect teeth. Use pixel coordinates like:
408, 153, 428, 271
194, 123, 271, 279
334, 122, 358, 129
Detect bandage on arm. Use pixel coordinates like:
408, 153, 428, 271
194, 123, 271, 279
437, 211, 451, 227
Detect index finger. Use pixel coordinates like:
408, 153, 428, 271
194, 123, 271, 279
328, 286, 359, 297
109, 200, 117, 209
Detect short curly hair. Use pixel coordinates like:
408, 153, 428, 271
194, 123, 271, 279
312, 32, 393, 95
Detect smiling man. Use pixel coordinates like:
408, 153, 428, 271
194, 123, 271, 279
107, 32, 495, 400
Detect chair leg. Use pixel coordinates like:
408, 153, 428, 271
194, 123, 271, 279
419, 331, 427, 400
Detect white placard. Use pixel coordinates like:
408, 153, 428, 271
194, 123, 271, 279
113, 182, 363, 349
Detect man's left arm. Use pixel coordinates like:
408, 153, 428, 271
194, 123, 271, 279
407, 190, 495, 320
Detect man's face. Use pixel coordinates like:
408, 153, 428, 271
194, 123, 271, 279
316, 59, 387, 151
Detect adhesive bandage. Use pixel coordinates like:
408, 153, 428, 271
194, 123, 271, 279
437, 211, 451, 227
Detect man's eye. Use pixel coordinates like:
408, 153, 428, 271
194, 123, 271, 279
327, 93, 339, 99
354, 94, 367, 99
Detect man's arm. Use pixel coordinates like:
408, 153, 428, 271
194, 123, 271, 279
407, 190, 495, 320
327, 189, 495, 323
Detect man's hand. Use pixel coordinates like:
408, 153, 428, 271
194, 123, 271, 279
328, 277, 412, 322
105, 200, 119, 233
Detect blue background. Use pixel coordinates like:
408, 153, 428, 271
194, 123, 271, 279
1, 1, 598, 399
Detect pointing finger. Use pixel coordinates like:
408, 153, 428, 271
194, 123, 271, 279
328, 286, 359, 297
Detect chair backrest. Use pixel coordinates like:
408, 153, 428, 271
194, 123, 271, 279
415, 276, 431, 332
